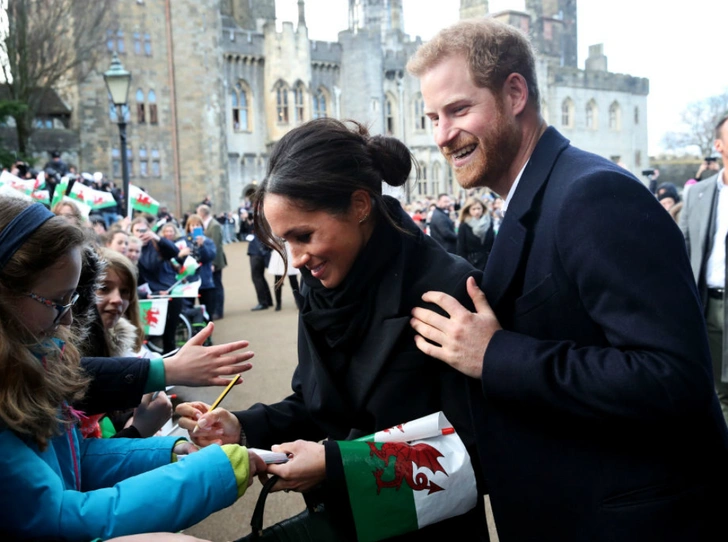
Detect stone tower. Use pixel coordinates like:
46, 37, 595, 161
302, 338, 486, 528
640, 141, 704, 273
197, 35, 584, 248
229, 0, 276, 31
348, 0, 404, 41
525, 0, 577, 67
459, 0, 489, 19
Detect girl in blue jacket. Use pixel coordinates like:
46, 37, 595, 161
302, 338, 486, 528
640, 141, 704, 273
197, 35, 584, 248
0, 198, 264, 541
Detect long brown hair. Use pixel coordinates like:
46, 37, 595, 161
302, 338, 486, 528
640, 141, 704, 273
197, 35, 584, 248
97, 247, 144, 352
0, 198, 88, 450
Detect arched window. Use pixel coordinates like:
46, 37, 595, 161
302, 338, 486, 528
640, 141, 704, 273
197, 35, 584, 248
116, 30, 125, 54
586, 99, 598, 130
633, 106, 639, 125
133, 33, 142, 55
112, 147, 121, 178
414, 94, 426, 131
231, 81, 251, 131
106, 30, 115, 52
385, 94, 396, 135
126, 144, 134, 177
148, 90, 157, 124
151, 148, 161, 177
609, 101, 621, 130
139, 145, 148, 177
136, 89, 145, 124
293, 82, 306, 123
417, 162, 427, 196
313, 88, 329, 119
432, 162, 442, 196
144, 33, 152, 56
274, 81, 289, 124
561, 98, 574, 129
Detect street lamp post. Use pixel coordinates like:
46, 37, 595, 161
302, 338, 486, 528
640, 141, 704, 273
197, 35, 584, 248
103, 53, 132, 218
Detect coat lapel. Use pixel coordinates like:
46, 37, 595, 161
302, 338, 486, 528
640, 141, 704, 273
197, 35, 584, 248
483, 127, 569, 310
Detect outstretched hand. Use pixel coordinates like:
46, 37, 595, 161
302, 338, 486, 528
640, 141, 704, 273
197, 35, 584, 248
410, 276, 501, 379
163, 322, 254, 387
265, 440, 326, 493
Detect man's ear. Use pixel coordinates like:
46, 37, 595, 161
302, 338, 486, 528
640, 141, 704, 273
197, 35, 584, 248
503, 73, 529, 116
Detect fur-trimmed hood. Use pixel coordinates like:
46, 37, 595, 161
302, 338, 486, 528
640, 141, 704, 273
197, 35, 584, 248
72, 238, 106, 348
105, 317, 139, 358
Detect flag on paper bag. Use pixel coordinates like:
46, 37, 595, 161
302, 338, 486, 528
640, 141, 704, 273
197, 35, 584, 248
169, 279, 200, 298
338, 412, 477, 542
175, 255, 200, 281
129, 184, 160, 214
139, 298, 169, 336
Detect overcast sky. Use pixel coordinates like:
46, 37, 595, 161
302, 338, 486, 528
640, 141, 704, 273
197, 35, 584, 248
275, 0, 727, 156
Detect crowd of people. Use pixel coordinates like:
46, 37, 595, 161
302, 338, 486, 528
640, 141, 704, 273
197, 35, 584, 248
1, 16, 728, 542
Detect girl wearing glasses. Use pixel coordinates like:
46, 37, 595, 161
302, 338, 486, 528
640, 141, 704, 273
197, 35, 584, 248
0, 198, 265, 540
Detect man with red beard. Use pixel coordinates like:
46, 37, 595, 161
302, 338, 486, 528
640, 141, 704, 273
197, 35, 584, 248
407, 17, 728, 542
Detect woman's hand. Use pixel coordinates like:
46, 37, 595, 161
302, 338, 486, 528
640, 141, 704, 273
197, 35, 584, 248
266, 440, 326, 493
163, 322, 254, 387
131, 391, 173, 437
178, 246, 192, 258
175, 401, 241, 447
196, 236, 205, 247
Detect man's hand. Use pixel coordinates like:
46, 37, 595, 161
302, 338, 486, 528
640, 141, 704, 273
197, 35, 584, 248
410, 276, 501, 379
175, 401, 241, 447
265, 440, 326, 493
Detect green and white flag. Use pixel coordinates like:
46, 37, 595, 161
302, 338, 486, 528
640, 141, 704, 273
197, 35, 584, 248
129, 184, 160, 215
87, 187, 117, 210
50, 178, 69, 208
31, 190, 50, 205
0, 183, 32, 201
0, 171, 42, 195
169, 279, 201, 298
175, 255, 200, 281
69, 181, 92, 205
338, 412, 477, 542
139, 298, 169, 336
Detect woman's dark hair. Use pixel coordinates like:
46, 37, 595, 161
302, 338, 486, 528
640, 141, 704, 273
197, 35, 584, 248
253, 118, 414, 266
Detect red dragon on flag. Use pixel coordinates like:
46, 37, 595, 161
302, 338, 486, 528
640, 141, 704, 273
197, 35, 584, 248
136, 193, 153, 207
144, 308, 160, 326
367, 441, 447, 495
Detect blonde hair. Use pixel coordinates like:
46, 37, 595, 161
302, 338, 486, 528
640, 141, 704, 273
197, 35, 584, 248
52, 199, 84, 226
458, 197, 487, 224
0, 198, 88, 450
96, 247, 144, 352
406, 18, 540, 109
159, 222, 180, 239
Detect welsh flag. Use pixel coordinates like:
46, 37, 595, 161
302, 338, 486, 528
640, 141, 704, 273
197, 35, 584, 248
0, 170, 42, 195
69, 181, 92, 205
31, 190, 50, 205
87, 188, 117, 210
51, 179, 69, 208
338, 412, 477, 542
175, 255, 200, 281
139, 298, 169, 336
129, 184, 160, 215
169, 279, 201, 298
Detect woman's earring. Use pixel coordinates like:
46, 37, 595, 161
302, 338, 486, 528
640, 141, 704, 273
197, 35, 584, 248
359, 214, 369, 224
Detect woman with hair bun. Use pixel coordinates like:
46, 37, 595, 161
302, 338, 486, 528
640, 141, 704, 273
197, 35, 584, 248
177, 118, 488, 540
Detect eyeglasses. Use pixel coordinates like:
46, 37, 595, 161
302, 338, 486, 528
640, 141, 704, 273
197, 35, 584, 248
24, 291, 80, 324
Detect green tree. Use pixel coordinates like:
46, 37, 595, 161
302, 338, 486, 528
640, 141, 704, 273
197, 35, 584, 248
662, 90, 728, 157
0, 0, 114, 154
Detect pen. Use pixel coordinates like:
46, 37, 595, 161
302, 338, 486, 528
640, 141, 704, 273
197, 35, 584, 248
192, 374, 242, 434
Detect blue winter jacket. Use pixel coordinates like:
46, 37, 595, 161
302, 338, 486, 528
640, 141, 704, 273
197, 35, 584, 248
0, 424, 238, 540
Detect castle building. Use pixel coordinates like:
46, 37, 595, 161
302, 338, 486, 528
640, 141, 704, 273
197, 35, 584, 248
64, 0, 648, 214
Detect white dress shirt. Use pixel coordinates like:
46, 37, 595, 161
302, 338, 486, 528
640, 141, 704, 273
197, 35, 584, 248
705, 169, 728, 289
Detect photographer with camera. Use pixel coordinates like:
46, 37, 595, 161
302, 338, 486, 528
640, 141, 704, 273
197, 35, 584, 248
692, 156, 721, 183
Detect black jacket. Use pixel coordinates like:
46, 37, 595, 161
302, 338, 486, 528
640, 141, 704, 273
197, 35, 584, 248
428, 207, 457, 253
235, 206, 487, 540
456, 220, 495, 271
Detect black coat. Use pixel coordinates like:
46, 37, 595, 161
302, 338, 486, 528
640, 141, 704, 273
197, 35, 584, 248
476, 127, 728, 541
456, 220, 495, 271
77, 357, 150, 415
428, 207, 457, 253
236, 210, 487, 540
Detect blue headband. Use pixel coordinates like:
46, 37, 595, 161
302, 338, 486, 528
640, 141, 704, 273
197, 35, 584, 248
0, 203, 54, 270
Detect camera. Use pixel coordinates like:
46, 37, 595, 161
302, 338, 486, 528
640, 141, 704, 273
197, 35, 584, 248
641, 169, 656, 176
705, 156, 718, 162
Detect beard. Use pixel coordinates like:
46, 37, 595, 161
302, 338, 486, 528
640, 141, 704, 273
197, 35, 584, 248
447, 101, 521, 193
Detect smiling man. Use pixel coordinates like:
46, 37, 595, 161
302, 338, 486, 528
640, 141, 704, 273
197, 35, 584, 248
407, 17, 728, 542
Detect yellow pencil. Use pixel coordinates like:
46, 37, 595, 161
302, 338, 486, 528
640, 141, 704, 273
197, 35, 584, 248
192, 374, 242, 434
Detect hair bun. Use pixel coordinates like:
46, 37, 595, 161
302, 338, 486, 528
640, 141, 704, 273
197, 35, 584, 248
367, 135, 412, 188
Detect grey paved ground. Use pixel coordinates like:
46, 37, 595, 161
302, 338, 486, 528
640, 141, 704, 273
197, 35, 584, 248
176, 241, 498, 541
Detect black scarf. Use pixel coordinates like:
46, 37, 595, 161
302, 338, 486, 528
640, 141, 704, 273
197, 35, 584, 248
300, 198, 402, 357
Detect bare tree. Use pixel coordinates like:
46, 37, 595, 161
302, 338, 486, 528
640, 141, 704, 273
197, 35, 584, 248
0, 0, 115, 154
661, 90, 728, 157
